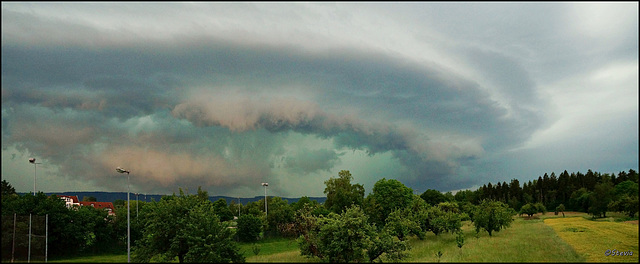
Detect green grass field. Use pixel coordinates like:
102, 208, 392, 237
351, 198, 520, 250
239, 237, 312, 262
404, 218, 584, 262
48, 253, 128, 263
44, 213, 638, 263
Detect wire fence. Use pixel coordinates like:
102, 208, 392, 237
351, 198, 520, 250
1, 214, 47, 262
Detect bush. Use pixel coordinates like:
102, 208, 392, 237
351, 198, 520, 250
236, 214, 263, 242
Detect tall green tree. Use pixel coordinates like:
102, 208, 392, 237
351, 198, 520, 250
613, 180, 639, 198
323, 170, 365, 214
291, 196, 312, 212
212, 199, 234, 222
264, 196, 294, 236
132, 188, 244, 263
569, 188, 592, 212
608, 180, 639, 217
364, 178, 413, 227
472, 200, 515, 237
589, 180, 614, 218
421, 189, 447, 206
1, 180, 17, 200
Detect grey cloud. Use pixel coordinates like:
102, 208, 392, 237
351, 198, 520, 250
284, 148, 343, 175
2, 14, 552, 194
3, 37, 534, 149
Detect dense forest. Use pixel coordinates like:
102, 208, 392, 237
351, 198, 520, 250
451, 169, 639, 217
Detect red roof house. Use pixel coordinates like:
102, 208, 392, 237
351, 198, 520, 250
57, 195, 81, 208
79, 201, 116, 216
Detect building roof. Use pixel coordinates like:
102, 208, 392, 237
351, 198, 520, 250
79, 201, 115, 210
57, 195, 80, 204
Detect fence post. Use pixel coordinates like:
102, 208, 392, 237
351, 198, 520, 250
46, 214, 48, 262
28, 213, 31, 263
12, 213, 16, 263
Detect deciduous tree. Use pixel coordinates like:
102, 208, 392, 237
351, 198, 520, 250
297, 205, 409, 262
472, 200, 515, 236
132, 188, 244, 263
420, 189, 447, 206
323, 170, 364, 214
364, 178, 413, 227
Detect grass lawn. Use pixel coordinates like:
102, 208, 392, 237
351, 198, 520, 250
405, 218, 584, 262
544, 216, 639, 262
48, 253, 128, 263
239, 237, 313, 262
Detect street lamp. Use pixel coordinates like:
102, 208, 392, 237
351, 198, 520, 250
116, 167, 131, 263
261, 183, 268, 216
28, 158, 41, 195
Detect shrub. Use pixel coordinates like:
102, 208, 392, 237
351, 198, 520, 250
236, 214, 263, 242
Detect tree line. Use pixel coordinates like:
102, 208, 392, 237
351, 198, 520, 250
450, 169, 638, 218
2, 168, 636, 262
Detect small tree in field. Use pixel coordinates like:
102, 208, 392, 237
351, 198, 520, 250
455, 230, 465, 250
533, 202, 547, 215
472, 200, 515, 236
556, 204, 566, 217
519, 203, 537, 218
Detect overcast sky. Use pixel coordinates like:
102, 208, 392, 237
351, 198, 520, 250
2, 2, 638, 198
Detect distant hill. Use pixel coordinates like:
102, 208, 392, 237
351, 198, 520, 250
25, 191, 326, 205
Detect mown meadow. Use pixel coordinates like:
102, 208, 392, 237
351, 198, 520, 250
48, 212, 638, 263
545, 215, 638, 262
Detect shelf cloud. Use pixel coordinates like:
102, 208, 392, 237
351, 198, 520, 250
2, 2, 637, 197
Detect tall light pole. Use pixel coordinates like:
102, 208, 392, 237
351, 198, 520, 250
28, 158, 41, 195
261, 182, 268, 216
116, 167, 131, 263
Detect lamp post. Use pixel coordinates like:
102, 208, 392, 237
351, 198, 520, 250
28, 158, 41, 195
116, 167, 131, 263
261, 183, 268, 216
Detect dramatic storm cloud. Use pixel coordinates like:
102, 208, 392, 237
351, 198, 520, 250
2, 2, 637, 197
